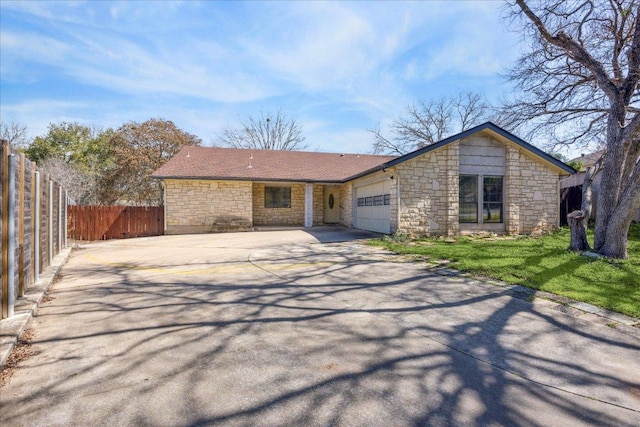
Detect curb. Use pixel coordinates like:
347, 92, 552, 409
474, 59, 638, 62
0, 247, 73, 369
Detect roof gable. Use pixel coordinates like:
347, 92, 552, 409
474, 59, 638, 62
384, 122, 576, 175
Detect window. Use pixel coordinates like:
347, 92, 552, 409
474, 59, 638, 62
358, 194, 390, 207
483, 176, 503, 223
265, 186, 291, 208
459, 175, 478, 223
459, 175, 503, 223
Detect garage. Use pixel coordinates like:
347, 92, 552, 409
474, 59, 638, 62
354, 180, 391, 234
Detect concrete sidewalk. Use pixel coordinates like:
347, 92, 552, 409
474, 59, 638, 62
1, 230, 639, 426
0, 248, 72, 368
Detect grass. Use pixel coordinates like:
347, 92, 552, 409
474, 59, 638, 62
369, 223, 640, 318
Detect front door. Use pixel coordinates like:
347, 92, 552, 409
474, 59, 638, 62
324, 187, 340, 223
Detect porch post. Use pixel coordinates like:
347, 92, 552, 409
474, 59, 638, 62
304, 183, 313, 228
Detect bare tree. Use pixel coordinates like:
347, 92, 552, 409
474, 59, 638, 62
99, 118, 202, 205
218, 111, 307, 151
0, 121, 30, 148
371, 92, 490, 155
504, 0, 640, 259
38, 157, 100, 205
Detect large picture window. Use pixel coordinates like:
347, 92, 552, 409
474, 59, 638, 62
265, 186, 291, 208
459, 175, 503, 224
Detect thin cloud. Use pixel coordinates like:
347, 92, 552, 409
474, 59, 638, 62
0, 1, 522, 153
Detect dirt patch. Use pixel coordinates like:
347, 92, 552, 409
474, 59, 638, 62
0, 327, 37, 387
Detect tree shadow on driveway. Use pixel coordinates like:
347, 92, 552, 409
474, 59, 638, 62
1, 238, 639, 426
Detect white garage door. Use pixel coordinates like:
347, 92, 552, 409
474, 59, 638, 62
354, 180, 391, 234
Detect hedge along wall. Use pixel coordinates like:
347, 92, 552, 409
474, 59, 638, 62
1, 140, 68, 319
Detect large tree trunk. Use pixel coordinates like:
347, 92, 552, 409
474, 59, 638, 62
567, 210, 589, 251
594, 108, 627, 252
598, 166, 640, 259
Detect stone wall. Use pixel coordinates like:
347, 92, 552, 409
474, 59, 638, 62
505, 145, 559, 234
339, 183, 352, 227
392, 139, 559, 237
252, 183, 305, 226
313, 184, 324, 226
396, 143, 459, 237
164, 179, 252, 234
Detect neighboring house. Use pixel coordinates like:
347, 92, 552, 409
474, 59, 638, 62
152, 122, 575, 236
560, 150, 640, 223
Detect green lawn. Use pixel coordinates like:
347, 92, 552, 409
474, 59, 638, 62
369, 223, 640, 318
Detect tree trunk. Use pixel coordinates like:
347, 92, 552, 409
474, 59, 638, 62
567, 210, 589, 251
594, 107, 626, 251
598, 168, 640, 259
580, 154, 603, 230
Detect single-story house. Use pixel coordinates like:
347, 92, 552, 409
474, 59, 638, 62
152, 122, 575, 236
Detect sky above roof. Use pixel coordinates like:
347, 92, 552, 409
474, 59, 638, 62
0, 0, 524, 155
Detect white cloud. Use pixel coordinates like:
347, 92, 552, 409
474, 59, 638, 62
0, 99, 90, 137
0, 1, 525, 153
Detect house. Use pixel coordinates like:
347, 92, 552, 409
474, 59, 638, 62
152, 122, 575, 236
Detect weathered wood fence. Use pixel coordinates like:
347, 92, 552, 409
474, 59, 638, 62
1, 140, 68, 319
67, 206, 164, 241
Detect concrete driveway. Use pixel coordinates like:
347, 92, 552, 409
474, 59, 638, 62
1, 228, 639, 426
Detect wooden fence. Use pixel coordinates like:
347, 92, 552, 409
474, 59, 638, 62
1, 140, 67, 319
67, 206, 164, 241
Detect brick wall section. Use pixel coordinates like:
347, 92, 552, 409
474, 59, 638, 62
164, 179, 252, 233
396, 143, 459, 237
252, 183, 305, 226
339, 183, 352, 227
505, 145, 559, 234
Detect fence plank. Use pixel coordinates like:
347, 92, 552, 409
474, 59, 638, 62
68, 206, 164, 241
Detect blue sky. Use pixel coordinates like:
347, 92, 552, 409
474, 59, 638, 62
1, 0, 525, 154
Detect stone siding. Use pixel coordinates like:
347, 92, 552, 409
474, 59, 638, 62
505, 145, 559, 234
396, 143, 459, 237
252, 183, 305, 226
165, 179, 252, 234
313, 184, 324, 226
339, 183, 353, 227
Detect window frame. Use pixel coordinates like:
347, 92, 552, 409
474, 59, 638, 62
482, 176, 504, 224
264, 186, 291, 209
459, 174, 504, 224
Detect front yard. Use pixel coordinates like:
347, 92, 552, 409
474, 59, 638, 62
370, 223, 640, 318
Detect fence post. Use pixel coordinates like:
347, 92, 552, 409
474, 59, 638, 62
34, 171, 40, 282
64, 190, 68, 248
48, 179, 53, 264
18, 153, 25, 297
58, 185, 62, 252
7, 154, 16, 317
1, 141, 9, 318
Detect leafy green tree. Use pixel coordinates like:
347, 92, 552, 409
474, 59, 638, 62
25, 122, 97, 164
25, 122, 114, 204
